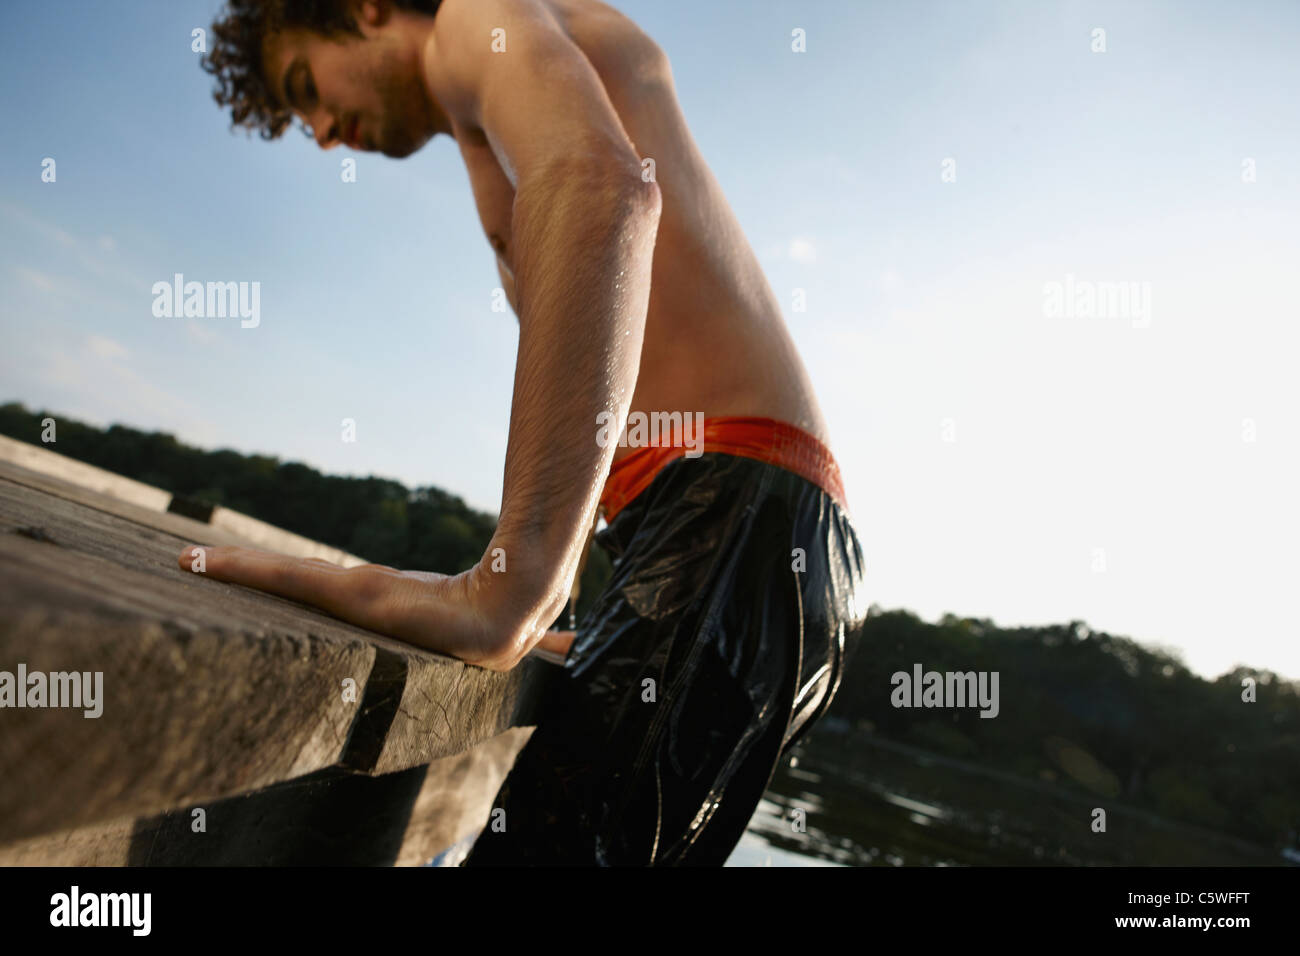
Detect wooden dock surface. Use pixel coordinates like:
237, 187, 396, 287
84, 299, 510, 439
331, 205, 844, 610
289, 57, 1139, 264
0, 440, 554, 865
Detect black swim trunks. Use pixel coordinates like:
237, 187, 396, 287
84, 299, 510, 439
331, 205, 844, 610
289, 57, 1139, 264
463, 418, 867, 865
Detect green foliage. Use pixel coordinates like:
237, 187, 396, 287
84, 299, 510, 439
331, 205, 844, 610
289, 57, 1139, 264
830, 608, 1300, 847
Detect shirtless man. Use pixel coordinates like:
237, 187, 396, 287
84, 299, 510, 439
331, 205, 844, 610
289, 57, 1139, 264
189, 0, 866, 865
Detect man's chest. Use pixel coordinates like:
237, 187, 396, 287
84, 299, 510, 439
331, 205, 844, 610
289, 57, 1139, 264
457, 134, 516, 271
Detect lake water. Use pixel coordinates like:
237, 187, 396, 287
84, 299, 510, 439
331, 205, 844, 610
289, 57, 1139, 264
726, 730, 1284, 867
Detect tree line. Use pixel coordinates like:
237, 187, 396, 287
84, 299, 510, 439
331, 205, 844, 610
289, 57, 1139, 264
825, 608, 1298, 849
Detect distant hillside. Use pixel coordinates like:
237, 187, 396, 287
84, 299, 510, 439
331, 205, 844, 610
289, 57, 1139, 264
821, 608, 1300, 848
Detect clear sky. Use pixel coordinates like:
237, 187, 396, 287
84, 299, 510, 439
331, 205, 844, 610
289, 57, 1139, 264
2, 1, 1298, 680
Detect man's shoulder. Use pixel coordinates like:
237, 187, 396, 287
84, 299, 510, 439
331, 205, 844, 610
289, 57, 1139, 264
424, 0, 670, 132
421, 0, 553, 129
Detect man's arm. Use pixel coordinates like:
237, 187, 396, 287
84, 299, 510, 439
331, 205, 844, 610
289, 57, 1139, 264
178, 0, 660, 670
436, 0, 661, 666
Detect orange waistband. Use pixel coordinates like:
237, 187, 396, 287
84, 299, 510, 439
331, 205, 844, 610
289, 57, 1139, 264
599, 416, 848, 522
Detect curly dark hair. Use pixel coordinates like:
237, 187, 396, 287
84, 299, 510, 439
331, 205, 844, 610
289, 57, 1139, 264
202, 0, 441, 140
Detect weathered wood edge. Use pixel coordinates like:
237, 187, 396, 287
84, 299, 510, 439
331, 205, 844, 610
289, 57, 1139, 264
0, 460, 553, 846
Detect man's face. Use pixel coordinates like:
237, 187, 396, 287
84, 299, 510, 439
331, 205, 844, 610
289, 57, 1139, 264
262, 23, 435, 158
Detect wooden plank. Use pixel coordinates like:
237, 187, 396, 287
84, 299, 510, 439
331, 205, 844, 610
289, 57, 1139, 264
0, 457, 253, 551
0, 434, 171, 511
0, 451, 365, 566
0, 728, 533, 866
0, 460, 552, 847
0, 815, 138, 867
395, 727, 534, 865
0, 536, 373, 843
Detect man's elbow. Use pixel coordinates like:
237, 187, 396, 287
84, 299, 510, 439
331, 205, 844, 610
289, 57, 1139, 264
620, 164, 662, 220
588, 162, 662, 255
631, 176, 662, 236
607, 146, 661, 221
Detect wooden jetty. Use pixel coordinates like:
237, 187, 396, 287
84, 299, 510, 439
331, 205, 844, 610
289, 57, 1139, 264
0, 435, 557, 865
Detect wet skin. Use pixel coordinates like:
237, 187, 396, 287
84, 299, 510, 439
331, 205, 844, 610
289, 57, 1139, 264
180, 0, 830, 669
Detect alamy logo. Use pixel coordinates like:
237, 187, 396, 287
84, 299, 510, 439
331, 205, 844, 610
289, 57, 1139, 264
596, 410, 705, 457
890, 663, 999, 718
1042, 274, 1151, 328
50, 886, 150, 936
151, 273, 260, 328
0, 664, 103, 718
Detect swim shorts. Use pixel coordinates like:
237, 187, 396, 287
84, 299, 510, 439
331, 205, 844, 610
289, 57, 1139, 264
463, 417, 867, 865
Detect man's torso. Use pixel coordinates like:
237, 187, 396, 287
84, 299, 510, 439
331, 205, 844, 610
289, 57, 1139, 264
432, 0, 831, 463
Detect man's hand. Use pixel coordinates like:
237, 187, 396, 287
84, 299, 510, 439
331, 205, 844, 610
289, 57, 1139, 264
176, 545, 533, 670
537, 629, 576, 658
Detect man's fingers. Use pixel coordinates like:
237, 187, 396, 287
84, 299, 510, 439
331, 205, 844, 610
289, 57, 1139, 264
178, 545, 365, 617
175, 545, 492, 661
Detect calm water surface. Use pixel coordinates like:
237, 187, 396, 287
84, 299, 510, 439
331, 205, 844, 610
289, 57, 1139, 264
726, 731, 1283, 867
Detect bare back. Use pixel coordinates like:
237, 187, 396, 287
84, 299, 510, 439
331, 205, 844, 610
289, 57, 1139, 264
436, 0, 830, 460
